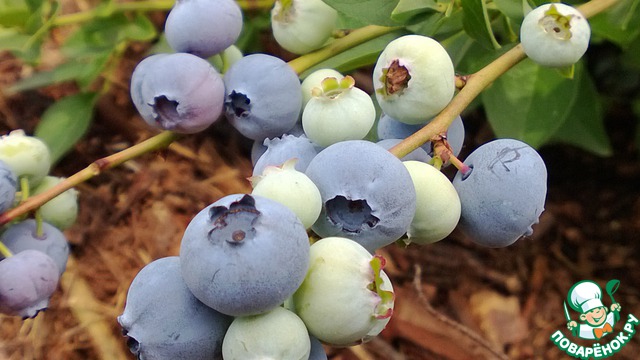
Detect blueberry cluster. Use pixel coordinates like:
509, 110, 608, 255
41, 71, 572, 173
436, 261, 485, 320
120, 1, 591, 358
0, 130, 79, 318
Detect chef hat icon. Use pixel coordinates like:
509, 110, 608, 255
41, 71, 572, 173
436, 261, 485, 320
568, 280, 604, 313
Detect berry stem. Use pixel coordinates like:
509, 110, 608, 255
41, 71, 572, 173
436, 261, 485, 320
287, 25, 402, 75
0, 131, 180, 226
388, 0, 617, 159
35, 210, 44, 238
0, 241, 13, 257
19, 176, 29, 203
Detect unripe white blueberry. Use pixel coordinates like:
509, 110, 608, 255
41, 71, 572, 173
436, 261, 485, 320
403, 161, 461, 244
292, 237, 394, 346
251, 159, 322, 229
302, 76, 376, 147
271, 0, 338, 54
32, 176, 79, 230
222, 306, 311, 360
0, 130, 51, 187
301, 68, 343, 109
520, 3, 590, 67
210, 45, 244, 73
373, 35, 455, 125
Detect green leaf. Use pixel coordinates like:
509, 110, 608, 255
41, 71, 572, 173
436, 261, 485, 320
391, 0, 440, 23
0, 0, 30, 27
461, 0, 501, 49
35, 92, 98, 164
299, 30, 408, 78
549, 71, 612, 157
62, 13, 156, 58
323, 0, 401, 26
407, 7, 465, 39
493, 0, 524, 21
481, 59, 583, 147
0, 27, 32, 51
590, 0, 640, 47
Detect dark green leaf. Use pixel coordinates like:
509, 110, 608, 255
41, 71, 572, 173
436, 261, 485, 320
439, 30, 475, 68
299, 30, 408, 78
323, 0, 401, 27
549, 71, 612, 157
481, 59, 583, 147
35, 92, 98, 164
590, 0, 640, 47
461, 0, 501, 49
391, 0, 440, 23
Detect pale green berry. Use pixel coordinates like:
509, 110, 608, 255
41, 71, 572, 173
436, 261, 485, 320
301, 68, 343, 110
302, 76, 376, 147
222, 306, 311, 360
0, 130, 51, 187
210, 45, 243, 73
292, 237, 394, 347
403, 161, 460, 244
251, 159, 322, 229
271, 0, 338, 54
32, 176, 79, 230
520, 3, 590, 67
372, 35, 455, 125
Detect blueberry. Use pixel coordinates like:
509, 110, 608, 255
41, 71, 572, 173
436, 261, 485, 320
224, 54, 303, 140
0, 249, 59, 318
0, 219, 69, 275
251, 159, 322, 229
520, 3, 590, 68
0, 160, 17, 213
0, 130, 51, 187
130, 53, 225, 134
373, 35, 455, 124
292, 237, 394, 346
403, 161, 460, 244
300, 68, 343, 110
452, 138, 547, 247
376, 139, 431, 162
222, 306, 311, 359
251, 124, 305, 166
308, 334, 327, 360
118, 256, 232, 360
271, 0, 338, 54
252, 134, 319, 176
304, 140, 416, 252
180, 194, 310, 316
165, 0, 243, 59
32, 176, 78, 230
302, 76, 376, 147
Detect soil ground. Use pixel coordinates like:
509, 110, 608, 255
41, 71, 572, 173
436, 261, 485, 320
1, 14, 639, 360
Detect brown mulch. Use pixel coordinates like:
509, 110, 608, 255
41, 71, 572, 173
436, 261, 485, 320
1, 25, 640, 360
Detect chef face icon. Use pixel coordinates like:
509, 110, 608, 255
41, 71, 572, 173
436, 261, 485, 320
565, 280, 621, 340
580, 306, 608, 327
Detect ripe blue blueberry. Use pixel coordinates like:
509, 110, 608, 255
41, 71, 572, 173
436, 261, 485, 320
251, 124, 305, 166
0, 249, 59, 318
452, 138, 547, 247
252, 134, 319, 176
224, 54, 303, 140
0, 160, 16, 213
0, 219, 69, 275
118, 256, 233, 360
180, 194, 310, 316
130, 53, 225, 134
165, 0, 243, 59
305, 140, 417, 252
